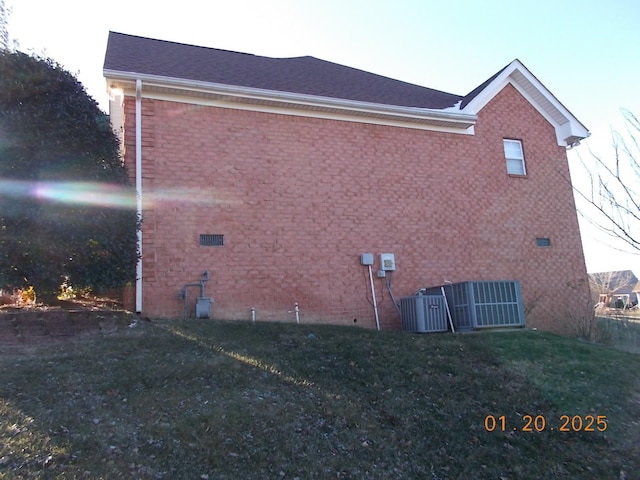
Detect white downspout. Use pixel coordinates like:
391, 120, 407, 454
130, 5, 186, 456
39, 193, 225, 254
135, 79, 143, 313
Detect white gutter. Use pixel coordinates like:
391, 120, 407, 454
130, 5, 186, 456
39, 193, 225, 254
104, 69, 477, 129
135, 79, 143, 313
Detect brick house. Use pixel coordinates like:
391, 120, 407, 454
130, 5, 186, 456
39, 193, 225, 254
103, 32, 590, 332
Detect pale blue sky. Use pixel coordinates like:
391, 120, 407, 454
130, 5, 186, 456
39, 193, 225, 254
6, 0, 640, 274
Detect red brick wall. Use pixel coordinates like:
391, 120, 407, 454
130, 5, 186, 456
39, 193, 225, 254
122, 83, 590, 332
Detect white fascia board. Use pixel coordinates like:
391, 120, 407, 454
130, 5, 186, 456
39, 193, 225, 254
104, 69, 477, 133
460, 60, 589, 147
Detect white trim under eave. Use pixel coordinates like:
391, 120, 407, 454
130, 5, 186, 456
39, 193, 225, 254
460, 60, 589, 147
130, 87, 477, 135
104, 69, 477, 134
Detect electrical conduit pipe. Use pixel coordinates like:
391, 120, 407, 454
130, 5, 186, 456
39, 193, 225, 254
368, 265, 380, 331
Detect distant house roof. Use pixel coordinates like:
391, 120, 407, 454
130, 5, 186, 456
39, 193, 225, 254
103, 32, 589, 145
589, 270, 639, 295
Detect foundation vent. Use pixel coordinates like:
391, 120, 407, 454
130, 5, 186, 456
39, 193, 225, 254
199, 234, 224, 247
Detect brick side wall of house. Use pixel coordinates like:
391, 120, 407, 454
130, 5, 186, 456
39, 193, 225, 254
122, 83, 590, 333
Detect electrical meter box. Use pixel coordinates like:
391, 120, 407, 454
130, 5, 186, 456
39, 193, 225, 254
380, 253, 396, 271
360, 253, 374, 266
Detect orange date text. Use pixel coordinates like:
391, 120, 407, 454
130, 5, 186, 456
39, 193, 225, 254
483, 414, 607, 432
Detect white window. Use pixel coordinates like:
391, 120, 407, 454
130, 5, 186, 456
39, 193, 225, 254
503, 139, 526, 175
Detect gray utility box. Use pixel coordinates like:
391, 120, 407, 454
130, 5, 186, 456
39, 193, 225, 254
195, 297, 213, 319
422, 281, 525, 332
400, 295, 448, 333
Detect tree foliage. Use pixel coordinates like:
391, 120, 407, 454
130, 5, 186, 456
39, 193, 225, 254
574, 110, 640, 252
0, 50, 137, 300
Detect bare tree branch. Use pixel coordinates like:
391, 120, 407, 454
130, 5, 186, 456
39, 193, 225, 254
0, 0, 9, 52
571, 109, 640, 251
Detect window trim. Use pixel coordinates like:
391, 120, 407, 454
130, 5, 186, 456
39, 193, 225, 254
503, 138, 527, 176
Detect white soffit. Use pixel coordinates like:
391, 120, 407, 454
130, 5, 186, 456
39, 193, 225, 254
104, 70, 477, 134
461, 60, 589, 146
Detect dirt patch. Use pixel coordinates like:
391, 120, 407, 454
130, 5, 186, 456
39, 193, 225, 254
0, 294, 124, 313
0, 296, 134, 345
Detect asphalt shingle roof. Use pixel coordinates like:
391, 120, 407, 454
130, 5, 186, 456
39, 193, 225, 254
104, 32, 463, 110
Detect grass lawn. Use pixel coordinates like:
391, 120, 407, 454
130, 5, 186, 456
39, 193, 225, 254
0, 320, 638, 479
